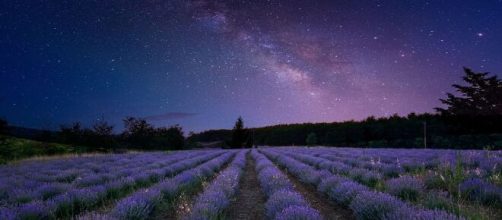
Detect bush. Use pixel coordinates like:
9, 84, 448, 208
459, 178, 502, 206
265, 190, 307, 219
274, 205, 322, 220
349, 191, 406, 220
385, 176, 424, 201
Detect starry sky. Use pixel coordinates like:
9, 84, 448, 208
1, 0, 501, 133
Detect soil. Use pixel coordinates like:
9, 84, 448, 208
226, 153, 267, 220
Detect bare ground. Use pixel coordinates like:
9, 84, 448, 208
226, 153, 267, 220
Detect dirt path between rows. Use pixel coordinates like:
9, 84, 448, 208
282, 168, 355, 220
226, 153, 266, 220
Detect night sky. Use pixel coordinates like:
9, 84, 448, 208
1, 0, 501, 133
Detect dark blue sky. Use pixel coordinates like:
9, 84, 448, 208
1, 0, 501, 133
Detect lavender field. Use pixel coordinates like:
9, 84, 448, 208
1, 148, 502, 220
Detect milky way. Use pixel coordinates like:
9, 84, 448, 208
1, 0, 501, 132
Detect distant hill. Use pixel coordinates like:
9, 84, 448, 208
6, 126, 59, 142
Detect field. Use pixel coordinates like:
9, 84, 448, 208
0, 148, 501, 220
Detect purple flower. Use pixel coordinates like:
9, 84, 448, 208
35, 183, 69, 200
317, 175, 348, 194
189, 190, 229, 220
349, 191, 407, 220
459, 178, 502, 206
16, 200, 55, 220
257, 167, 293, 197
385, 207, 464, 220
112, 188, 162, 220
76, 212, 115, 220
0, 207, 16, 220
274, 205, 322, 220
265, 189, 307, 218
385, 176, 424, 201
381, 164, 404, 178
328, 180, 369, 206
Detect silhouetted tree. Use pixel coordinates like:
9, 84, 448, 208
60, 122, 84, 143
436, 68, 502, 135
436, 67, 502, 116
156, 125, 185, 150
229, 117, 247, 148
0, 118, 7, 134
92, 120, 115, 150
122, 117, 155, 149
306, 132, 317, 146
0, 118, 7, 144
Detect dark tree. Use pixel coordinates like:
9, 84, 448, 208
122, 117, 155, 149
306, 132, 317, 146
156, 125, 185, 150
230, 117, 247, 148
0, 118, 7, 134
436, 67, 502, 116
0, 117, 7, 144
435, 68, 502, 135
92, 121, 115, 150
60, 122, 84, 143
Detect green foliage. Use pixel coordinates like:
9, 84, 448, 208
306, 132, 317, 146
423, 192, 456, 214
0, 135, 74, 162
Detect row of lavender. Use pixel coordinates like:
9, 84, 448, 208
0, 152, 200, 206
79, 150, 237, 220
0, 150, 226, 219
261, 148, 464, 220
252, 150, 322, 219
313, 147, 502, 178
292, 147, 502, 211
185, 150, 247, 219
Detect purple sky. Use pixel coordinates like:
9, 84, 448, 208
1, 0, 501, 133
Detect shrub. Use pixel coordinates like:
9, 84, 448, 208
349, 191, 407, 220
423, 191, 455, 213
265, 190, 307, 219
459, 178, 502, 206
328, 180, 369, 206
385, 176, 424, 201
274, 205, 322, 220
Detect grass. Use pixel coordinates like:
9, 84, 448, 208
0, 135, 76, 164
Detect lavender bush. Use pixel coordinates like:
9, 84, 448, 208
349, 191, 407, 220
187, 150, 247, 220
385, 176, 424, 201
274, 205, 322, 220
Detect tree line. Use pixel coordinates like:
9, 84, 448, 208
1, 116, 185, 152
189, 68, 502, 149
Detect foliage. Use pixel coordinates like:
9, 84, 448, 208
229, 117, 247, 148
306, 132, 317, 146
0, 135, 74, 163
57, 117, 185, 151
436, 67, 502, 116
189, 113, 502, 149
0, 117, 7, 134
436, 68, 502, 135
